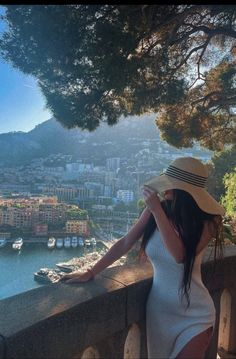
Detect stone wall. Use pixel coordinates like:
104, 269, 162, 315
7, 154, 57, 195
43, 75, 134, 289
0, 245, 236, 359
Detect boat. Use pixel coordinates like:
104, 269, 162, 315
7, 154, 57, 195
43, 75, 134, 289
34, 267, 64, 284
84, 239, 91, 247
64, 236, 71, 248
56, 238, 63, 249
71, 236, 78, 248
34, 268, 51, 283
55, 263, 73, 273
12, 237, 23, 250
91, 237, 97, 246
0, 237, 7, 248
78, 237, 84, 246
47, 237, 56, 249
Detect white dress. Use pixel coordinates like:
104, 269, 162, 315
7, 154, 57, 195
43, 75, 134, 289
145, 229, 215, 358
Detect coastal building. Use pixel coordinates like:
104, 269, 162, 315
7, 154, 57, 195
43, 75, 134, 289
0, 198, 84, 233
84, 182, 104, 197
65, 219, 89, 236
33, 224, 48, 236
77, 187, 94, 200
43, 187, 78, 202
104, 185, 112, 197
13, 208, 33, 228
117, 190, 134, 204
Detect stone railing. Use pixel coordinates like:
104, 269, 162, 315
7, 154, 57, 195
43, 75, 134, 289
0, 245, 236, 359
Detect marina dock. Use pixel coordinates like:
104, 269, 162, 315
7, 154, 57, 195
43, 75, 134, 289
5, 238, 116, 247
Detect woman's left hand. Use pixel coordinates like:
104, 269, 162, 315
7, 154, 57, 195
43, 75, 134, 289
142, 186, 161, 213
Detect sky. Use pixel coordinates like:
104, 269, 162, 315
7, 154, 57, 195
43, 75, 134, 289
0, 6, 52, 134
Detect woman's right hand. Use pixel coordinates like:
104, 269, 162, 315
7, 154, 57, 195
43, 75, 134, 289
59, 270, 93, 283
142, 186, 162, 213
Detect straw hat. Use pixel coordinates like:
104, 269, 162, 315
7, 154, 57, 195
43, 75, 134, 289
144, 157, 225, 216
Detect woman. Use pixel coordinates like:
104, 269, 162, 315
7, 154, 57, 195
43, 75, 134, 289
60, 157, 225, 359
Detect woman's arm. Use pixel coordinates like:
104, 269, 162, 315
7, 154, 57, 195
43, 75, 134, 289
60, 207, 151, 283
90, 207, 151, 274
143, 186, 185, 263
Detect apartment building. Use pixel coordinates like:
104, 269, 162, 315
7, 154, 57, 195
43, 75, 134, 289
65, 220, 89, 236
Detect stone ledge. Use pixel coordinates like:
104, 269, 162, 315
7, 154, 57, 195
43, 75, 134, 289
0, 263, 153, 359
203, 246, 236, 291
100, 262, 153, 325
0, 246, 235, 359
0, 274, 127, 358
203, 245, 236, 264
0, 274, 125, 337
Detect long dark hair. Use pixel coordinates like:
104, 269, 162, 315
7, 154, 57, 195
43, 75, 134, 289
139, 189, 224, 307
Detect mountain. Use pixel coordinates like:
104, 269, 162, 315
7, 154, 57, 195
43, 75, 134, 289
0, 115, 210, 167
0, 115, 156, 166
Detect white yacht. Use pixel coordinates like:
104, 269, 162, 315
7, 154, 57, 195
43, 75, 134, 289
47, 237, 56, 249
71, 236, 78, 248
64, 236, 71, 248
34, 268, 63, 284
78, 237, 84, 246
12, 237, 23, 250
84, 239, 91, 247
34, 268, 51, 283
56, 263, 73, 273
56, 238, 63, 249
91, 237, 97, 246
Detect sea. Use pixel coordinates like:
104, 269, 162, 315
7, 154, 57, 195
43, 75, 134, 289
0, 241, 106, 300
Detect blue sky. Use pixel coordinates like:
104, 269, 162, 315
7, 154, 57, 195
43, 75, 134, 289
0, 5, 51, 134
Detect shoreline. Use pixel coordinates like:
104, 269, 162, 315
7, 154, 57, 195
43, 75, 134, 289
6, 237, 113, 244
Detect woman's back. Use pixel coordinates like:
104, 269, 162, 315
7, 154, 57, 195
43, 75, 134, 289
145, 229, 215, 358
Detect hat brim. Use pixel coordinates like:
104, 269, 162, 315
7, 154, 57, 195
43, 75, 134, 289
144, 174, 225, 216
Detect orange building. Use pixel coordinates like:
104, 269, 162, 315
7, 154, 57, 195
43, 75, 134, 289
65, 220, 90, 236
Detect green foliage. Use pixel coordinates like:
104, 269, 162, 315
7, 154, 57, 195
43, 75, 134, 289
66, 207, 88, 220
222, 223, 234, 243
137, 199, 146, 214
13, 203, 26, 208
1, 5, 236, 150
207, 145, 236, 200
221, 168, 236, 216
114, 200, 138, 212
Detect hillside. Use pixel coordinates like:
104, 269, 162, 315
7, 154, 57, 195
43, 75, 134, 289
0, 114, 210, 166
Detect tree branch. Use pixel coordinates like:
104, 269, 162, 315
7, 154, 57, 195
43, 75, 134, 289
168, 43, 206, 77
191, 91, 221, 106
197, 36, 210, 78
208, 95, 236, 109
187, 25, 236, 39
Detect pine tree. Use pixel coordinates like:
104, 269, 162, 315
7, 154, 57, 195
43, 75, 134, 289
1, 5, 235, 150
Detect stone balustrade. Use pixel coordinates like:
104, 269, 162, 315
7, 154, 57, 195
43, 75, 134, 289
0, 245, 236, 359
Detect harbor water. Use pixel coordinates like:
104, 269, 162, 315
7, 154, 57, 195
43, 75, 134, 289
0, 241, 106, 300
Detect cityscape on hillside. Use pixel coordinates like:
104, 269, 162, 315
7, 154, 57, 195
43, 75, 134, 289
0, 115, 212, 242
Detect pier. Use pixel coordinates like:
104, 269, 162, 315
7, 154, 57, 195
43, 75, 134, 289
7, 238, 48, 244
6, 238, 115, 248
